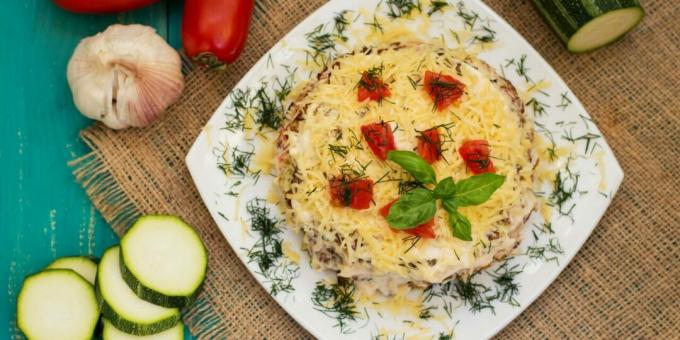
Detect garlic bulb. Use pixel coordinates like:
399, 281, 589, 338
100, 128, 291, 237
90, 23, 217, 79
67, 24, 184, 129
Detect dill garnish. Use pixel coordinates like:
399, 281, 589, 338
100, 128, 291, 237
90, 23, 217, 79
311, 278, 360, 333
224, 88, 252, 132
418, 305, 435, 319
407, 74, 422, 89
306, 24, 336, 58
428, 0, 448, 16
333, 10, 351, 42
473, 24, 496, 44
557, 92, 572, 110
456, 2, 480, 28
489, 261, 522, 306
348, 129, 364, 150
438, 331, 454, 340
229, 146, 255, 178
446, 275, 494, 313
548, 160, 580, 217
244, 198, 299, 296
526, 97, 550, 117
402, 235, 421, 254
398, 180, 425, 194
329, 144, 350, 160
562, 129, 601, 154
364, 13, 384, 33
386, 0, 421, 18
254, 85, 283, 130
525, 238, 564, 264
505, 54, 531, 82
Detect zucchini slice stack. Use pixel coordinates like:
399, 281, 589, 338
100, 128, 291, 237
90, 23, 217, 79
16, 215, 206, 339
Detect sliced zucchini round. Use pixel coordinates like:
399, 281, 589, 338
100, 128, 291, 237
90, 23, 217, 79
102, 319, 184, 340
120, 215, 207, 308
97, 246, 181, 336
46, 256, 98, 284
533, 0, 644, 53
17, 269, 99, 340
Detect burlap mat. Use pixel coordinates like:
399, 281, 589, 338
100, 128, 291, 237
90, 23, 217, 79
71, 0, 679, 338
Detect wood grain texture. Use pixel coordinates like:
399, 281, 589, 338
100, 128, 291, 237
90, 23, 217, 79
0, 1, 183, 338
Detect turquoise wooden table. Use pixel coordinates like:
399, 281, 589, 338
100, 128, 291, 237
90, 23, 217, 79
0, 1, 191, 338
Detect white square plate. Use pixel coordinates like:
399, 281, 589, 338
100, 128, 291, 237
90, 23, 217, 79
186, 1, 623, 338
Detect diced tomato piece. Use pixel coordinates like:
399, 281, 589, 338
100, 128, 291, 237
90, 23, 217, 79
417, 128, 442, 164
379, 199, 436, 239
423, 70, 465, 111
357, 71, 391, 102
361, 122, 396, 160
329, 176, 374, 210
458, 139, 496, 174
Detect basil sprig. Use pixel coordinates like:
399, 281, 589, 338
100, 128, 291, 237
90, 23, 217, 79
384, 151, 505, 241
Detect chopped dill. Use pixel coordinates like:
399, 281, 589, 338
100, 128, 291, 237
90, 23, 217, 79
419, 305, 436, 319
428, 0, 448, 16
306, 186, 318, 196
489, 261, 522, 306
244, 198, 299, 296
229, 146, 255, 178
217, 212, 229, 221
386, 0, 421, 18
311, 278, 360, 333
526, 97, 550, 117
306, 24, 336, 57
329, 144, 350, 160
562, 129, 601, 154
333, 10, 351, 42
549, 161, 580, 216
446, 276, 494, 314
557, 91, 572, 110
407, 74, 422, 89
505, 54, 531, 82
533, 221, 555, 235
224, 88, 252, 132
254, 85, 283, 130
525, 238, 564, 264
364, 13, 384, 33
473, 24, 496, 44
456, 2, 480, 28
398, 180, 425, 194
402, 235, 421, 254
438, 331, 454, 340
348, 129, 364, 150
339, 159, 372, 180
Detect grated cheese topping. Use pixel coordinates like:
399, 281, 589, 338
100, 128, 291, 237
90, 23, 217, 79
277, 42, 536, 291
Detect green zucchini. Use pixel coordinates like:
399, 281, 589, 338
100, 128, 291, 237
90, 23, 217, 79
17, 269, 100, 340
120, 215, 207, 308
97, 246, 181, 336
102, 319, 184, 340
533, 0, 644, 53
46, 256, 98, 284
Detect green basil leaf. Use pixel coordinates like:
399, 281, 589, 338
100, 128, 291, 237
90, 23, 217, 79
448, 211, 472, 241
434, 177, 456, 199
386, 151, 437, 184
386, 188, 436, 228
454, 173, 506, 207
441, 197, 457, 213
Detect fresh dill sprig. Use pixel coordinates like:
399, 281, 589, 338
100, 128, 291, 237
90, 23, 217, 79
557, 92, 572, 110
526, 97, 550, 117
473, 24, 496, 44
253, 85, 283, 130
525, 238, 564, 264
386, 0, 421, 18
306, 24, 336, 57
224, 88, 252, 132
328, 144, 350, 161
562, 129, 601, 154
456, 2, 480, 28
418, 305, 436, 319
229, 146, 255, 178
333, 10, 351, 42
548, 160, 580, 217
311, 278, 360, 333
505, 54, 531, 82
364, 13, 384, 33
438, 275, 495, 314
244, 198, 299, 296
438, 331, 454, 340
407, 74, 422, 90
398, 180, 425, 194
348, 129, 364, 150
339, 159, 372, 181
489, 261, 522, 306
428, 0, 448, 16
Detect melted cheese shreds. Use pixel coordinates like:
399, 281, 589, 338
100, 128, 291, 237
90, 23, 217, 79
279, 43, 535, 284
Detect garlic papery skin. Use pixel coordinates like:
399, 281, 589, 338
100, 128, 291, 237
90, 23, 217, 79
67, 24, 184, 129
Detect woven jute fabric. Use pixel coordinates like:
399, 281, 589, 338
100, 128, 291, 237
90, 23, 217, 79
71, 0, 679, 338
